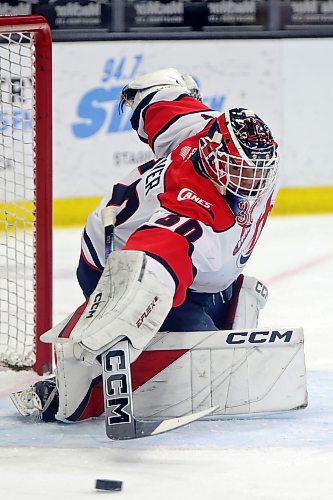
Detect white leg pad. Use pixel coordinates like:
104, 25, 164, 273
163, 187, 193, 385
132, 328, 307, 419
231, 275, 268, 329
55, 342, 102, 422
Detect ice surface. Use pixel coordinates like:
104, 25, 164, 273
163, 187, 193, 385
1, 215, 333, 499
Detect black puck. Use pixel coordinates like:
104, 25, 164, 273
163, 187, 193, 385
95, 479, 122, 491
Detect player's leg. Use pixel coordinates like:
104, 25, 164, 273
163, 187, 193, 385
11, 288, 220, 422
11, 245, 105, 422
205, 285, 233, 330
161, 274, 269, 333
10, 345, 104, 422
12, 240, 267, 423
205, 275, 268, 330
76, 253, 102, 298
161, 289, 220, 332
12, 250, 173, 422
55, 342, 104, 422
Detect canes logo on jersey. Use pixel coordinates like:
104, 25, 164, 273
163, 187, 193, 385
177, 188, 212, 210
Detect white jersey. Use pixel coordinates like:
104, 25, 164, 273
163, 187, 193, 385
82, 89, 279, 307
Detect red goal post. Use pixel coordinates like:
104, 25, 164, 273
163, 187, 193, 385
0, 16, 52, 374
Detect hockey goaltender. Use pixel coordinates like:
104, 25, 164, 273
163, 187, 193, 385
11, 68, 307, 440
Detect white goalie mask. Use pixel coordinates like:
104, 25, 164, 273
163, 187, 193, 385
198, 108, 279, 198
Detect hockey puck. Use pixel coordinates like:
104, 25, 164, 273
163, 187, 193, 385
95, 479, 123, 491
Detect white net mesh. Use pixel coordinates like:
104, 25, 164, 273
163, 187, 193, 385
0, 31, 36, 369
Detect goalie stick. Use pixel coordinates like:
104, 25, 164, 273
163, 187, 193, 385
100, 205, 218, 440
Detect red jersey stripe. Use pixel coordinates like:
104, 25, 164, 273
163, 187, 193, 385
144, 96, 211, 149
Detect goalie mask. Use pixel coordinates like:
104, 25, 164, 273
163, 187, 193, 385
198, 108, 279, 198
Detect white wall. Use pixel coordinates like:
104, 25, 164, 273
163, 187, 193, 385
52, 38, 333, 199
282, 38, 333, 187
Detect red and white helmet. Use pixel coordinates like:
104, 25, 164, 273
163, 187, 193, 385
198, 108, 279, 198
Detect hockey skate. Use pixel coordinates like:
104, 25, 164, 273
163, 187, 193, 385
10, 377, 59, 422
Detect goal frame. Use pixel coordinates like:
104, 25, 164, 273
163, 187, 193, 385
0, 16, 53, 374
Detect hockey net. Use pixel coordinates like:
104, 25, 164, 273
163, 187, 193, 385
0, 16, 52, 374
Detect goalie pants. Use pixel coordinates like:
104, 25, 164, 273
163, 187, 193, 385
77, 254, 234, 332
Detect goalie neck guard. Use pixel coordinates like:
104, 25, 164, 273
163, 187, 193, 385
198, 108, 279, 199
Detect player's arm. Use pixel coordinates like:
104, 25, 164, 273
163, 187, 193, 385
120, 67, 218, 157
76, 164, 153, 293
40, 203, 202, 359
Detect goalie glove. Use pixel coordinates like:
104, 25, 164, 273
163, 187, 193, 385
120, 67, 202, 111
